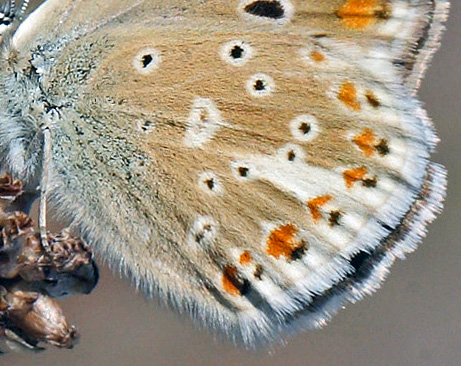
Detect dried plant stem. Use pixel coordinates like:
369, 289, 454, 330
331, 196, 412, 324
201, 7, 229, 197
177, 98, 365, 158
39, 127, 51, 251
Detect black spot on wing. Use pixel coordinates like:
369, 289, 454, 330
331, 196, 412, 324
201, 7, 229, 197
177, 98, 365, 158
244, 1, 285, 19
230, 45, 244, 59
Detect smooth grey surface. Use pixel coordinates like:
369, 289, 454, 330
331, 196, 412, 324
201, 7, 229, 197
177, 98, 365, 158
4, 1, 461, 365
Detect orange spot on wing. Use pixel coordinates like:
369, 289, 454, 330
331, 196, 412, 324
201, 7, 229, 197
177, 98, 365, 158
353, 128, 376, 156
310, 51, 325, 62
239, 250, 252, 265
307, 195, 332, 222
344, 167, 368, 188
337, 0, 384, 29
222, 265, 242, 296
267, 224, 300, 259
338, 81, 361, 111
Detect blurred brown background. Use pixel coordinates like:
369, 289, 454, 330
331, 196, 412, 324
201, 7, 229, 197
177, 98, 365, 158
4, 1, 461, 365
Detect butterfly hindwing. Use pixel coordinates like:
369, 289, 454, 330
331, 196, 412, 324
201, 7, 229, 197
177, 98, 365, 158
0, 0, 448, 345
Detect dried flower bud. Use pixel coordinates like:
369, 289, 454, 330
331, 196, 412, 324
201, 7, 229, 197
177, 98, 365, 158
0, 212, 34, 249
0, 212, 35, 279
13, 234, 47, 282
0, 174, 99, 353
47, 229, 93, 272
15, 230, 99, 297
1, 287, 79, 350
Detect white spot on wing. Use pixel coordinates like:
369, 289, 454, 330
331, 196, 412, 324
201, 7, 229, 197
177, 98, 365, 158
290, 114, 320, 142
133, 47, 161, 74
231, 161, 255, 181
220, 40, 254, 67
198, 171, 224, 195
246, 73, 275, 98
184, 98, 225, 148
378, 3, 415, 38
186, 216, 219, 251
277, 144, 306, 163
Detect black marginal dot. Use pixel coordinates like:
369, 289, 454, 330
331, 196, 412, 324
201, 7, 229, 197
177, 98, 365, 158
287, 151, 296, 161
299, 122, 311, 135
230, 46, 244, 59
382, 223, 393, 232
329, 210, 342, 226
238, 167, 249, 177
375, 8, 391, 20
290, 242, 308, 261
241, 280, 251, 295
223, 265, 251, 295
254, 265, 264, 279
244, 1, 285, 19
254, 79, 266, 91
349, 251, 371, 273
362, 177, 378, 188
375, 139, 390, 156
205, 179, 215, 190
366, 92, 381, 108
141, 54, 153, 68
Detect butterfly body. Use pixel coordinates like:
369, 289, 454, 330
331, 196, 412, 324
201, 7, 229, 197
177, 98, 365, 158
0, 0, 448, 345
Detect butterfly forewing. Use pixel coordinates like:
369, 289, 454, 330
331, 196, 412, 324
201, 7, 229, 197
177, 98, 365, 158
1, 0, 448, 345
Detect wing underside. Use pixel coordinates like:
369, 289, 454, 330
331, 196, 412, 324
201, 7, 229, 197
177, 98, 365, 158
2, 0, 448, 345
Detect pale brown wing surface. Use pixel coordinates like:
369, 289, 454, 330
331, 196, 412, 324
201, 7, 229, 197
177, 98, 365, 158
0, 0, 448, 345
12, 0, 448, 88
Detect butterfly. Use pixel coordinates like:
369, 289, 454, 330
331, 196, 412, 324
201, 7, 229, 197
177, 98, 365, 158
0, 0, 449, 347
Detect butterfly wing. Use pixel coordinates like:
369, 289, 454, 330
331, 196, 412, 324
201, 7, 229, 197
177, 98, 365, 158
12, 0, 447, 89
3, 0, 448, 345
